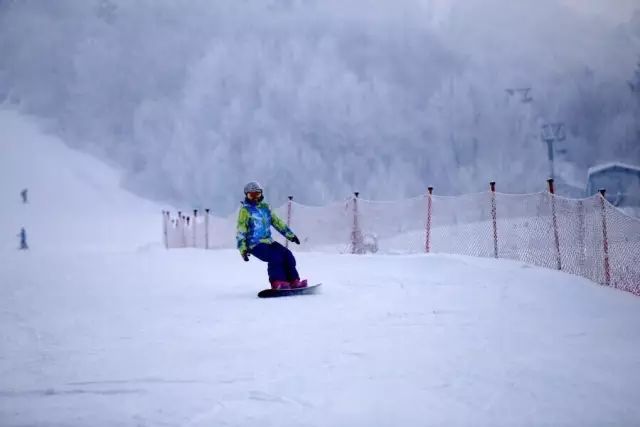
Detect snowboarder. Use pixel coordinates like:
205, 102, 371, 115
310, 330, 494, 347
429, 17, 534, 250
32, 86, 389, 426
21, 188, 28, 204
236, 181, 307, 290
18, 227, 28, 250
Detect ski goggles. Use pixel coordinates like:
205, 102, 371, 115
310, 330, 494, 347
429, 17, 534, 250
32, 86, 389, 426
246, 191, 262, 200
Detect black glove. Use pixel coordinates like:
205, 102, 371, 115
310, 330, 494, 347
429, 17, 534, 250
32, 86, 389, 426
241, 250, 250, 262
290, 235, 300, 245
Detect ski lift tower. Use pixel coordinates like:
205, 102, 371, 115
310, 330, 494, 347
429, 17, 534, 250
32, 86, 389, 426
505, 87, 533, 103
628, 60, 640, 93
540, 122, 566, 180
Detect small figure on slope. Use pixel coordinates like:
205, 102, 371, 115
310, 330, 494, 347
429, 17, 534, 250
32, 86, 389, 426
18, 227, 28, 250
236, 181, 307, 290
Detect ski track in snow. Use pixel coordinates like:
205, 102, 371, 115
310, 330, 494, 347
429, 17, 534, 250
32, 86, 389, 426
2, 249, 640, 426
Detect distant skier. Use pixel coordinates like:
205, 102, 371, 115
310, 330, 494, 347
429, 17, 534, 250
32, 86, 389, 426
236, 181, 307, 290
18, 227, 28, 250
20, 188, 28, 204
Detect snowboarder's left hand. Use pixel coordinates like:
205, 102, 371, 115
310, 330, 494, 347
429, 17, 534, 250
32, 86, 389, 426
290, 235, 300, 245
241, 250, 250, 262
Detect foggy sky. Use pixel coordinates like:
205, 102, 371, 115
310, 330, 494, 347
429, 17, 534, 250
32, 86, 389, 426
1, 0, 638, 213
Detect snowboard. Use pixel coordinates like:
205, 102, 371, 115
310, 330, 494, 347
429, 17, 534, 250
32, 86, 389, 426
257, 283, 322, 298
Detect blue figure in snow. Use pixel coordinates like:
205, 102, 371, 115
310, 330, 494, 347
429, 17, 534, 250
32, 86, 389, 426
21, 188, 28, 204
236, 181, 307, 290
18, 227, 28, 250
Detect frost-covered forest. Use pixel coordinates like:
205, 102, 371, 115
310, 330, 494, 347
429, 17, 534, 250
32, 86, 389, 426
1, 0, 638, 213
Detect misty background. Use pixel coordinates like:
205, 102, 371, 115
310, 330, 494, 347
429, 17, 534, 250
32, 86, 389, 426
1, 0, 639, 214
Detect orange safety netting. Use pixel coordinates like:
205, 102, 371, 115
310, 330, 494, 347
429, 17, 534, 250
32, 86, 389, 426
163, 192, 640, 295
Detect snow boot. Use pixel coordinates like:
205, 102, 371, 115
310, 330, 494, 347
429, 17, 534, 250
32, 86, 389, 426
289, 279, 308, 289
271, 280, 291, 290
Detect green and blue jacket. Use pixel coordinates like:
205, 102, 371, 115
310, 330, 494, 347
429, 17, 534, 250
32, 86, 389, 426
236, 200, 295, 253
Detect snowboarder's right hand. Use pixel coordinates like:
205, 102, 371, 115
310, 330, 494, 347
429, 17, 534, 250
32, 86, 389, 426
241, 250, 250, 262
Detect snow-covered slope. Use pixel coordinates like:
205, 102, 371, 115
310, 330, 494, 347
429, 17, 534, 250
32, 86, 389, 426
0, 109, 161, 252
1, 110, 639, 426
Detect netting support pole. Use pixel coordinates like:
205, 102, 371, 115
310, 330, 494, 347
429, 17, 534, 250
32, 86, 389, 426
547, 179, 562, 270
178, 211, 186, 248
204, 209, 210, 250
193, 209, 198, 248
351, 192, 360, 254
162, 211, 169, 249
425, 187, 433, 253
577, 201, 585, 274
490, 182, 498, 258
599, 189, 611, 286
286, 196, 293, 249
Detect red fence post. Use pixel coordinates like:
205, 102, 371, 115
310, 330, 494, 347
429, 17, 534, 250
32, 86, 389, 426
351, 192, 361, 254
599, 189, 611, 287
490, 182, 498, 258
426, 187, 433, 253
204, 208, 210, 250
547, 179, 562, 270
286, 196, 293, 248
576, 201, 585, 274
